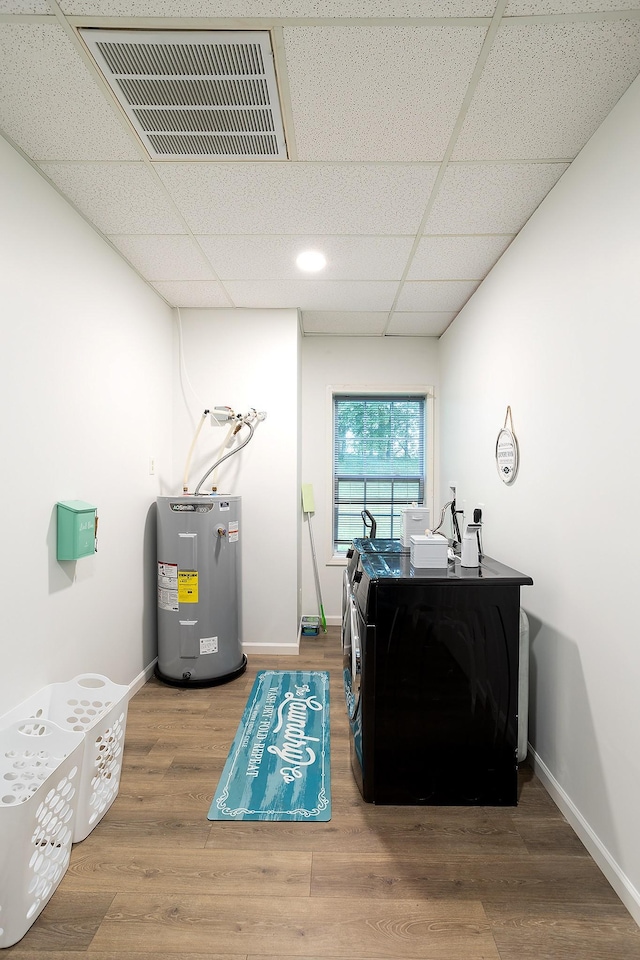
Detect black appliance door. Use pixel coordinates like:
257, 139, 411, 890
372, 582, 520, 805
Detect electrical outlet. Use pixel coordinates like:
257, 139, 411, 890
149, 457, 156, 476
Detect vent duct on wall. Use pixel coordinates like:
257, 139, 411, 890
80, 29, 288, 160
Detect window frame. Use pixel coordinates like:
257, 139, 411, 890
327, 385, 435, 563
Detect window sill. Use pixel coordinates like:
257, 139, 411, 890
327, 555, 348, 566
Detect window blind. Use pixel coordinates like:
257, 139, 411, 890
333, 395, 426, 549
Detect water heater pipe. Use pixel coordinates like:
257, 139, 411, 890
211, 421, 237, 489
182, 410, 209, 493
194, 418, 256, 495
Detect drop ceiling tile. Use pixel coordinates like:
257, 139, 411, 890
156, 163, 439, 235
302, 312, 389, 336
387, 312, 456, 336
224, 280, 398, 311
152, 281, 231, 308
0, 24, 140, 162
1, 1, 49, 11
423, 162, 568, 234
38, 162, 186, 234
506, 1, 633, 13
60, 2, 495, 15
453, 20, 640, 161
196, 235, 414, 281
284, 25, 487, 162
108, 235, 216, 281
396, 280, 479, 311
408, 235, 513, 280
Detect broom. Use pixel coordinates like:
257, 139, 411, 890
301, 483, 327, 633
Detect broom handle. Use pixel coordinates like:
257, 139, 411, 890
307, 515, 327, 631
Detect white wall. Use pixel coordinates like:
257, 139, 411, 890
172, 308, 300, 653
301, 336, 439, 621
0, 136, 174, 715
438, 75, 640, 921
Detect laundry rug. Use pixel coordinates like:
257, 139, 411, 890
208, 670, 331, 821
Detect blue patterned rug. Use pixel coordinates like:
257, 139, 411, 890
208, 670, 331, 821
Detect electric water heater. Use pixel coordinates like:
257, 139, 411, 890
156, 495, 246, 686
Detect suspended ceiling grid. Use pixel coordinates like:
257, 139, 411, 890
1, 1, 640, 337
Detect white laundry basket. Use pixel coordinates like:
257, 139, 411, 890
0, 675, 129, 843
0, 719, 84, 948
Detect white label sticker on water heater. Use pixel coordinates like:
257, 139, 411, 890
229, 520, 239, 543
200, 636, 218, 655
157, 561, 179, 611
219, 501, 230, 511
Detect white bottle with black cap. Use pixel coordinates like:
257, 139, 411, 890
461, 522, 482, 567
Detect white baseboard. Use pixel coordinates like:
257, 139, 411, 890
242, 642, 300, 656
129, 659, 157, 697
528, 745, 640, 926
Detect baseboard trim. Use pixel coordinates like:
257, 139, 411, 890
528, 745, 640, 926
129, 659, 157, 697
242, 642, 300, 656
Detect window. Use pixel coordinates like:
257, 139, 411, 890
333, 394, 427, 553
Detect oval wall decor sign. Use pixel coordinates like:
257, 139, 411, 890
496, 407, 519, 484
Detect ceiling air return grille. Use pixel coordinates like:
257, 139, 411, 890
80, 29, 288, 160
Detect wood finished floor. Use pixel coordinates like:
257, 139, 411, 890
6, 627, 640, 959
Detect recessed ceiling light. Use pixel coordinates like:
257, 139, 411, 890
296, 250, 327, 273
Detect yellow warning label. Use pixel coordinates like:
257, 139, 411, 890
178, 571, 198, 603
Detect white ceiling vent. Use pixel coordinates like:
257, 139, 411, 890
80, 29, 288, 161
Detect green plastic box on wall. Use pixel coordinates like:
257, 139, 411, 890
56, 500, 97, 561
